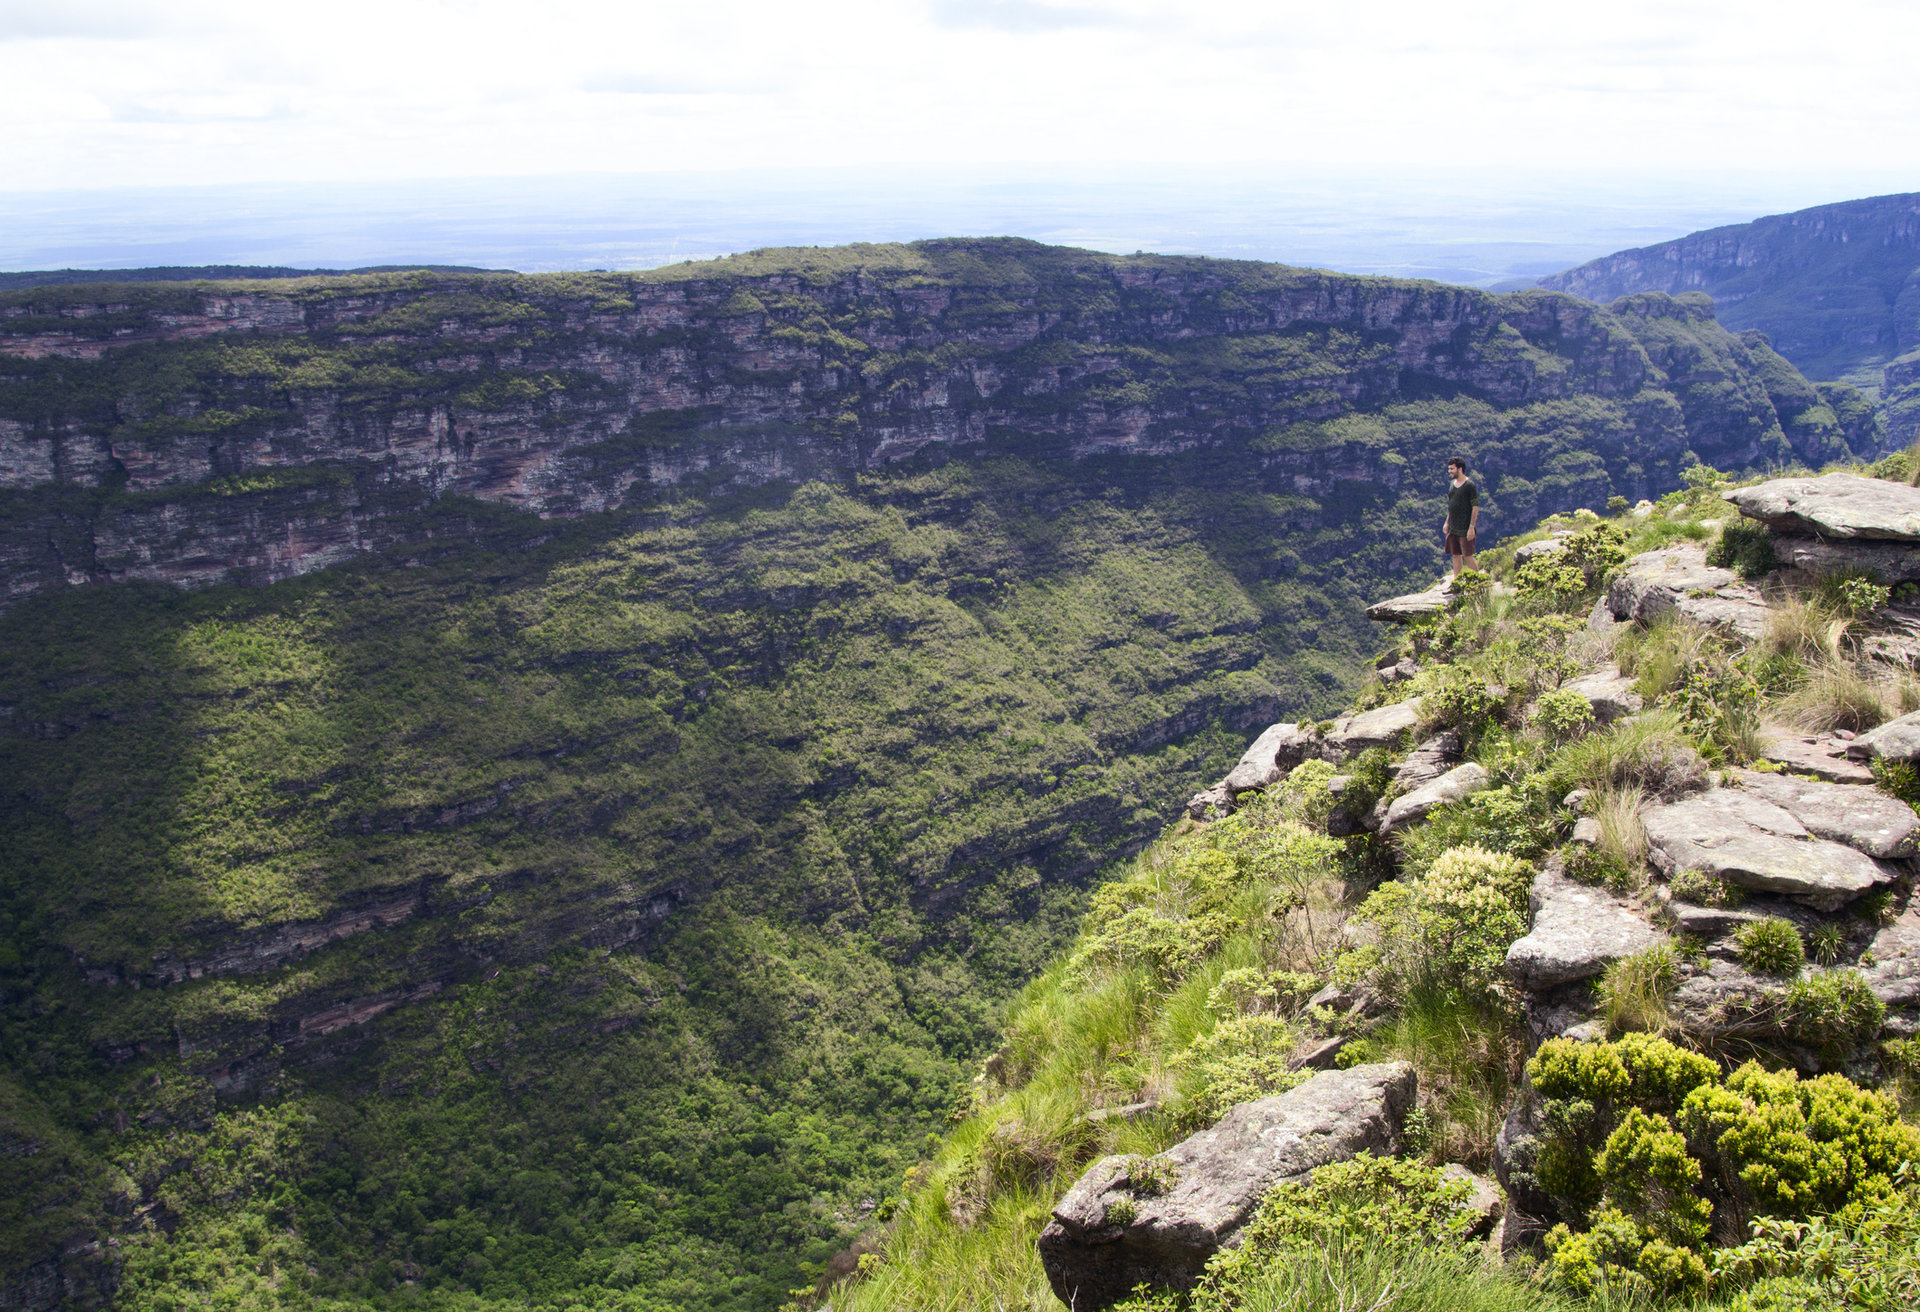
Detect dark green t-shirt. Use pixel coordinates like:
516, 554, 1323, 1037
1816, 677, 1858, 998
1447, 479, 1478, 535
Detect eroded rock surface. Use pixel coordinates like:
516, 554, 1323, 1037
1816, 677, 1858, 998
1724, 473, 1920, 541
1366, 583, 1452, 623
1506, 863, 1664, 991
1561, 666, 1643, 724
1038, 1063, 1417, 1311
1606, 545, 1771, 638
1762, 727, 1878, 783
1850, 708, 1920, 764
1322, 698, 1423, 758
1380, 762, 1490, 833
1387, 732, 1463, 794
1641, 789, 1897, 911
1769, 536, 1920, 584
1731, 769, 1920, 858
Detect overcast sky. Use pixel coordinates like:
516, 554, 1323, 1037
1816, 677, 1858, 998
4, 0, 1919, 192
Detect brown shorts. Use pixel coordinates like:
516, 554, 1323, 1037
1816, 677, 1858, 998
1445, 532, 1474, 555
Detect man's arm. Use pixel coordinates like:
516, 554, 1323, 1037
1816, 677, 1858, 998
1468, 502, 1480, 538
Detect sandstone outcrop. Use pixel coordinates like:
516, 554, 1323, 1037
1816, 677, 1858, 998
1641, 789, 1897, 911
1605, 545, 1771, 638
1038, 1063, 1416, 1311
1761, 727, 1877, 783
1723, 473, 1920, 540
1366, 584, 1453, 623
1506, 862, 1664, 991
1731, 769, 1920, 858
1849, 708, 1920, 764
1321, 699, 1423, 758
1380, 762, 1489, 833
1560, 665, 1643, 724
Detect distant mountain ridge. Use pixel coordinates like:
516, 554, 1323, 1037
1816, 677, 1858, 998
1539, 192, 1920, 396
0, 264, 499, 290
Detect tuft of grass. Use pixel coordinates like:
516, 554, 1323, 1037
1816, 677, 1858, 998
1735, 917, 1808, 975
1618, 616, 1719, 702
1551, 712, 1706, 801
1596, 945, 1677, 1037
1779, 659, 1894, 734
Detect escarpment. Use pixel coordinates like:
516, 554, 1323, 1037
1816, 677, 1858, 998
0, 240, 1875, 610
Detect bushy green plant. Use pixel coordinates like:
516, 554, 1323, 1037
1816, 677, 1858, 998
1223, 1154, 1477, 1260
1563, 842, 1632, 892
1533, 689, 1595, 741
1515, 556, 1590, 606
1714, 1169, 1920, 1311
1831, 574, 1893, 619
1168, 1015, 1306, 1128
1670, 866, 1747, 907
1530, 1034, 1920, 1302
1562, 520, 1629, 586
1736, 918, 1808, 975
1872, 757, 1920, 808
1395, 780, 1557, 876
1608, 495, 1631, 515
1782, 970, 1885, 1052
1807, 923, 1846, 967
1338, 845, 1532, 1009
1419, 665, 1501, 738
1708, 521, 1780, 578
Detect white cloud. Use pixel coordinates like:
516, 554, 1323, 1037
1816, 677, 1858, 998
0, 0, 1916, 191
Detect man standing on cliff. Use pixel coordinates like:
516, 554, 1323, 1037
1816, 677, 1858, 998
1443, 456, 1480, 576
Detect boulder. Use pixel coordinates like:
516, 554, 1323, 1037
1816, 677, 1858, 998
1439, 1164, 1505, 1240
1641, 789, 1898, 912
1321, 698, 1423, 759
1865, 907, 1920, 1009
1388, 732, 1463, 793
1286, 1035, 1349, 1071
1185, 783, 1234, 821
1378, 657, 1420, 685
1770, 536, 1920, 584
1605, 545, 1771, 639
1561, 666, 1643, 724
1631, 499, 1655, 519
1506, 862, 1664, 991
1380, 762, 1490, 833
1761, 727, 1878, 784
1514, 533, 1574, 562
1219, 722, 1310, 794
1731, 769, 1920, 859
1038, 1063, 1417, 1311
1849, 708, 1920, 764
1570, 817, 1603, 846
1723, 473, 1920, 541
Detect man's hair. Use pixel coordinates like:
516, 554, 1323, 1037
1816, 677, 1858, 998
1447, 456, 1468, 472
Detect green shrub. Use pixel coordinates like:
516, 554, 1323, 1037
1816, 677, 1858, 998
1533, 689, 1595, 741
1529, 1035, 1920, 1302
1419, 666, 1501, 737
1736, 918, 1807, 975
1708, 521, 1780, 578
1562, 521, 1629, 585
1550, 711, 1707, 800
1872, 757, 1920, 808
1563, 843, 1632, 892
1807, 923, 1845, 966
1168, 1016, 1306, 1129
1782, 970, 1885, 1052
1338, 846, 1532, 1009
1395, 781, 1557, 876
1516, 557, 1590, 605
1714, 1173, 1920, 1312
1221, 1154, 1477, 1261
1670, 866, 1746, 908
1596, 945, 1677, 1037
1607, 496, 1631, 515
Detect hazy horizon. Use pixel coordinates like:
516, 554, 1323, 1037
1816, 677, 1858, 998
2, 166, 1909, 289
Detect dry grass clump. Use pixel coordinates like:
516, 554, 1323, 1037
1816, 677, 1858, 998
1552, 711, 1706, 801
1597, 944, 1677, 1037
1779, 659, 1895, 733
1762, 596, 1853, 665
1590, 784, 1649, 883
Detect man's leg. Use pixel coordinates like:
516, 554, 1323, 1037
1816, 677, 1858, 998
1450, 547, 1466, 576
1462, 545, 1479, 573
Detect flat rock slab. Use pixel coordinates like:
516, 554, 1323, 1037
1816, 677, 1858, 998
1867, 909, 1920, 1008
1724, 473, 1920, 541
1506, 863, 1663, 991
1381, 762, 1490, 833
1771, 536, 1920, 584
1367, 584, 1452, 623
1850, 709, 1920, 764
1731, 769, 1920, 859
1322, 698, 1423, 759
1606, 545, 1771, 639
1562, 665, 1644, 724
1514, 533, 1575, 562
1642, 789, 1897, 912
1761, 728, 1878, 784
1038, 1063, 1416, 1311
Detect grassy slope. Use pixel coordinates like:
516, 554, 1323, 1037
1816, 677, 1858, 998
0, 245, 1856, 1312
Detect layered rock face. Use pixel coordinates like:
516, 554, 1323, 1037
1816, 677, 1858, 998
1539, 191, 1920, 391
0, 241, 1864, 611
